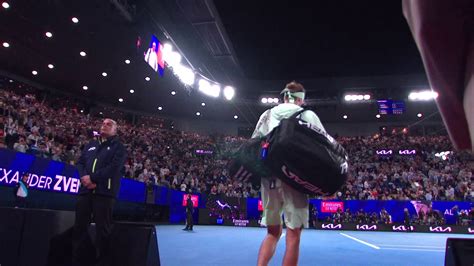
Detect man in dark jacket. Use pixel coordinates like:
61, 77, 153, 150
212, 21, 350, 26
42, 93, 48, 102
183, 192, 194, 231
72, 118, 127, 265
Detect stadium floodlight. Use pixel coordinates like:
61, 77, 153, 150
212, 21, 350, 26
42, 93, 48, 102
118, 98, 123, 102
273, 98, 279, 103
163, 43, 173, 53
72, 17, 79, 23
32, 70, 38, 75
363, 94, 371, 100
82, 86, 88, 90
174, 64, 195, 86
376, 114, 381, 118
45, 32, 53, 38
223, 86, 235, 100
344, 95, 352, 101
80, 51, 86, 57
2, 42, 9, 48
408, 90, 438, 101
234, 115, 238, 119
198, 79, 220, 97
261, 98, 268, 104
356, 95, 364, 100
343, 115, 348, 119
417, 113, 423, 118
267, 98, 274, 103
2, 2, 10, 9
167, 51, 182, 68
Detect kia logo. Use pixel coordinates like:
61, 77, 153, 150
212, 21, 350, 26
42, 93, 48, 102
429, 226, 452, 232
399, 149, 416, 155
321, 223, 342, 229
356, 224, 377, 230
376, 150, 393, 155
392, 225, 414, 231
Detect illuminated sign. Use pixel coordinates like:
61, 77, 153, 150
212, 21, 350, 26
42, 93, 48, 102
356, 224, 378, 231
398, 149, 416, 155
195, 149, 213, 155
392, 225, 414, 232
258, 200, 263, 211
321, 223, 342, 229
376, 149, 393, 156
321, 201, 344, 213
0, 167, 79, 193
233, 219, 250, 227
182, 194, 199, 208
429, 226, 452, 233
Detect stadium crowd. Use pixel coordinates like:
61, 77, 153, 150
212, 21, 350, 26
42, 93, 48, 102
0, 79, 473, 203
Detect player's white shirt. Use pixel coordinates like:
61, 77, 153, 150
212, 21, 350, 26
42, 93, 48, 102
251, 103, 326, 139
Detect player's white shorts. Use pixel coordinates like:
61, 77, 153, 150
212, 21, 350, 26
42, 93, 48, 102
260, 177, 309, 229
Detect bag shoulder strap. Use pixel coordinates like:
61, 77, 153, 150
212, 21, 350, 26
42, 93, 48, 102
289, 108, 309, 120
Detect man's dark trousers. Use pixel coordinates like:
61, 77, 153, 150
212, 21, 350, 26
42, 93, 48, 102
73, 193, 115, 264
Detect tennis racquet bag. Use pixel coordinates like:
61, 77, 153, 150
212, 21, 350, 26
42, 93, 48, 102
262, 109, 349, 196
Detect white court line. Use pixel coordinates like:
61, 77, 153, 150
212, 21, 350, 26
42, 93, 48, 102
340, 233, 380, 250
379, 244, 444, 249
280, 233, 286, 240
381, 247, 444, 252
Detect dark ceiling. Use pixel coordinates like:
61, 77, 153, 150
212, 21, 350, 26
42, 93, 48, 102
0, 0, 440, 127
214, 0, 425, 80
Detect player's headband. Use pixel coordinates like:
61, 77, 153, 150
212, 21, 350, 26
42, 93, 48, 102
280, 88, 305, 101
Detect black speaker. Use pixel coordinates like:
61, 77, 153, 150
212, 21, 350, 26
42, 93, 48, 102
445, 238, 474, 266
110, 222, 160, 266
0, 208, 25, 266
0, 208, 74, 266
48, 222, 160, 266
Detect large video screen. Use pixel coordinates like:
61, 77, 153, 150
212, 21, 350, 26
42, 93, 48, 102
143, 35, 164, 76
182, 194, 199, 208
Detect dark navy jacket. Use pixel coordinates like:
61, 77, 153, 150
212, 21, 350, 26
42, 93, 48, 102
76, 135, 127, 198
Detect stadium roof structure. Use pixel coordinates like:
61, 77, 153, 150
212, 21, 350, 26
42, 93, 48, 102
0, 0, 441, 125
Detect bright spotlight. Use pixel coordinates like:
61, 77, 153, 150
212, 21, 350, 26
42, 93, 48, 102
71, 17, 79, 23
198, 79, 220, 97
267, 98, 274, 103
80, 51, 86, 57
273, 98, 279, 103
102, 72, 107, 77
343, 115, 348, 119
356, 95, 364, 101
2, 2, 10, 9
118, 98, 124, 102
417, 113, 423, 118
201, 102, 206, 106
261, 98, 268, 104
196, 112, 201, 116
409, 90, 438, 101
363, 94, 371, 100
167, 51, 182, 67
32, 70, 38, 75
48, 64, 54, 69
82, 86, 88, 90
234, 115, 238, 119
125, 59, 131, 64
45, 32, 53, 38
158, 106, 163, 111
171, 91, 176, 95
129, 89, 134, 94
2, 42, 9, 48
145, 76, 150, 81
344, 95, 352, 101
163, 43, 173, 53
174, 64, 195, 85
223, 86, 235, 100
376, 114, 381, 119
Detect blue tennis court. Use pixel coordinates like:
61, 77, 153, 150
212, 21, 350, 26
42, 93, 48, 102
156, 225, 474, 266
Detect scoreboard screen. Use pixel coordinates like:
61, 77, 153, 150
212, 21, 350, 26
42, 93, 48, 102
377, 100, 405, 115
